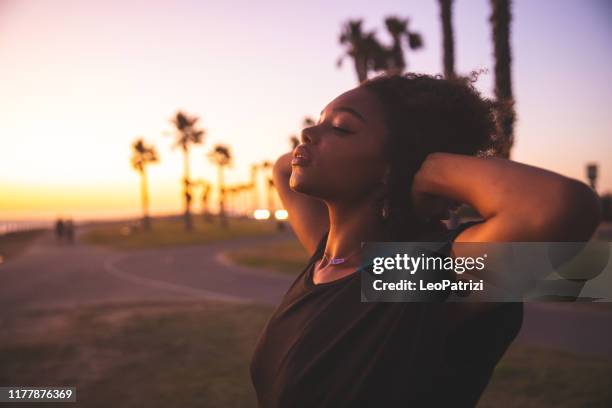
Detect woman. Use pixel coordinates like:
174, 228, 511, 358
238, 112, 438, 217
249, 73, 601, 407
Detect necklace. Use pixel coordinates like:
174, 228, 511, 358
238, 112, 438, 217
319, 243, 365, 268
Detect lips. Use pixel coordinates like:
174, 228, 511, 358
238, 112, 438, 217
292, 145, 312, 166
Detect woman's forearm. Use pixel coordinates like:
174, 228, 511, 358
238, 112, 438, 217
413, 152, 601, 239
414, 152, 571, 219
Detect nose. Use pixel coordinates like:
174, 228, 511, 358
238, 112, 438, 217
300, 125, 317, 145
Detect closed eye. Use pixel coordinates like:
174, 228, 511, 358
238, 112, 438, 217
332, 126, 351, 133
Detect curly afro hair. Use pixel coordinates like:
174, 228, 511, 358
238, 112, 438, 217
359, 71, 497, 240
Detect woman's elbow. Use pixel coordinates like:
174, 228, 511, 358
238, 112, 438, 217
536, 179, 602, 241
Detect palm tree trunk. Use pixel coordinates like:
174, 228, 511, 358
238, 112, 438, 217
439, 0, 455, 79
140, 168, 151, 230
438, 0, 462, 228
490, 0, 515, 159
227, 189, 233, 217
243, 188, 249, 217
201, 184, 212, 222
250, 166, 259, 215
218, 165, 227, 227
388, 34, 405, 75
183, 147, 191, 181
182, 147, 192, 231
354, 56, 367, 84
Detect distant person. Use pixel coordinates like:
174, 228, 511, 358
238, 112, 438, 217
54, 218, 64, 241
249, 72, 601, 407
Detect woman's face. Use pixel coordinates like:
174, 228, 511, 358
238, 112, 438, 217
290, 86, 389, 203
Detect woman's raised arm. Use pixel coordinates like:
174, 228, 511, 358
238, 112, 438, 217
273, 152, 329, 255
412, 152, 601, 242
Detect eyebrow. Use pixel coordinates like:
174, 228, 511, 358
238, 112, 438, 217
320, 106, 366, 123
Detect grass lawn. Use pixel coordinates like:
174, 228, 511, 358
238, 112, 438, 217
0, 229, 44, 263
0, 300, 272, 408
81, 216, 281, 250
479, 344, 612, 407
226, 238, 311, 275
0, 300, 610, 407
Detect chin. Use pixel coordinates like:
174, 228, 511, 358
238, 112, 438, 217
289, 167, 321, 197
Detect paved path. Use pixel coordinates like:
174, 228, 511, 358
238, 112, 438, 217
1, 227, 611, 358
0, 229, 294, 317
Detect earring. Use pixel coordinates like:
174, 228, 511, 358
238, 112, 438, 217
381, 196, 390, 221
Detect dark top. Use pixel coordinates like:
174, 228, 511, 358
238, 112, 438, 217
250, 221, 523, 408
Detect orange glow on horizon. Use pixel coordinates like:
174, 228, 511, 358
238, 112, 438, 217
1, 1, 611, 221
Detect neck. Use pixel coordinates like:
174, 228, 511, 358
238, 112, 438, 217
324, 196, 388, 264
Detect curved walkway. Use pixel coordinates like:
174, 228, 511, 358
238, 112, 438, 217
1, 227, 611, 358
0, 229, 294, 317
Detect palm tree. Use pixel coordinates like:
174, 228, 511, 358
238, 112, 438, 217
384, 16, 423, 75
438, 0, 456, 79
490, 0, 515, 159
245, 182, 255, 215
232, 188, 238, 216
267, 176, 275, 215
337, 20, 382, 83
170, 111, 205, 230
225, 186, 233, 216
338, 18, 423, 84
130, 138, 158, 230
437, 0, 461, 229
250, 163, 260, 214
208, 144, 232, 227
260, 161, 275, 216
241, 183, 250, 216
303, 116, 315, 127
200, 181, 212, 222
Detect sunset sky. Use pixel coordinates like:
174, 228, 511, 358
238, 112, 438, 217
1, 0, 611, 221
